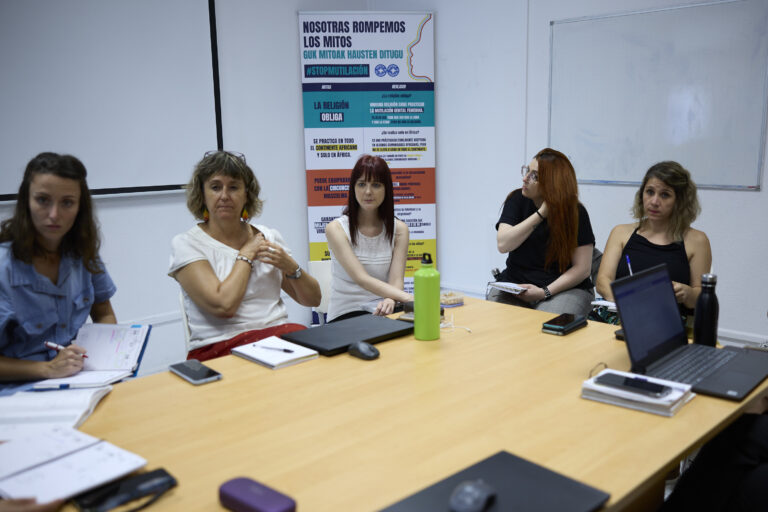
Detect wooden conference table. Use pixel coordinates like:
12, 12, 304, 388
79, 298, 768, 511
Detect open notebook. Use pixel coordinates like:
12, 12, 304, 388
0, 386, 112, 429
0, 426, 145, 503
33, 324, 151, 389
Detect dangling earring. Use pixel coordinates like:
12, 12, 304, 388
203, 208, 210, 222
241, 208, 249, 221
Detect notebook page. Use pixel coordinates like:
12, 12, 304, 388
0, 386, 111, 428
78, 324, 149, 371
33, 370, 130, 390
0, 441, 146, 502
0, 426, 99, 479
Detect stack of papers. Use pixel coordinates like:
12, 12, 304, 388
488, 282, 525, 294
232, 336, 318, 370
581, 369, 694, 417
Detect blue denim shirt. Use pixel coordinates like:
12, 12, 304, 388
0, 242, 117, 362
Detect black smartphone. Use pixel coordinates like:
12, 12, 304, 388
169, 359, 222, 385
594, 372, 672, 398
541, 313, 587, 335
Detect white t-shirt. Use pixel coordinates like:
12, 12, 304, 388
327, 215, 395, 321
168, 224, 289, 349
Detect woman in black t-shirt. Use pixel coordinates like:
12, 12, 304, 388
492, 148, 595, 315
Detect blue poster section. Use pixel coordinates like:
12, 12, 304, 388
302, 90, 434, 129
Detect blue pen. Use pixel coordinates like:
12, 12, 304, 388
625, 255, 634, 276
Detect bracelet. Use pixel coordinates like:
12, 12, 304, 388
541, 286, 552, 300
535, 210, 545, 221
236, 254, 254, 268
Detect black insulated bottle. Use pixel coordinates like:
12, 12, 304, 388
693, 274, 718, 347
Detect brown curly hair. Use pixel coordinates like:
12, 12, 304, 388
633, 161, 700, 241
185, 151, 263, 221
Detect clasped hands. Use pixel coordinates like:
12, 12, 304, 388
239, 231, 297, 275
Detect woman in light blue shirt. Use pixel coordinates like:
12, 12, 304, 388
0, 153, 117, 384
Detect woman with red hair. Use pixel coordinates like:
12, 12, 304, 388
491, 148, 595, 315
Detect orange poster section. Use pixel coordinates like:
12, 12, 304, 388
306, 168, 435, 207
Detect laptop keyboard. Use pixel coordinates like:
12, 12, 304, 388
650, 344, 737, 385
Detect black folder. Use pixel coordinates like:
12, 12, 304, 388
380, 451, 609, 512
280, 314, 414, 356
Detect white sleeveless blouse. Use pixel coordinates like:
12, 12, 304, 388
327, 215, 395, 321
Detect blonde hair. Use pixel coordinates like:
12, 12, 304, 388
633, 161, 700, 241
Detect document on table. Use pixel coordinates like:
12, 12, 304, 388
0, 426, 99, 479
0, 427, 146, 503
232, 336, 318, 370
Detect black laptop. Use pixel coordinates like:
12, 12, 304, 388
381, 451, 609, 512
280, 314, 414, 356
611, 264, 768, 401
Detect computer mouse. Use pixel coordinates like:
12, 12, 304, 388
348, 341, 379, 360
449, 479, 496, 512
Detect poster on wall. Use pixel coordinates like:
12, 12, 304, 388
298, 11, 435, 291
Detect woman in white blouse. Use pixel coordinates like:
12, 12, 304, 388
168, 151, 320, 361
325, 154, 412, 322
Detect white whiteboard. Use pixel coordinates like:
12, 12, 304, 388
0, 0, 217, 197
549, 0, 768, 189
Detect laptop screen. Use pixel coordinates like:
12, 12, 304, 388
611, 264, 687, 371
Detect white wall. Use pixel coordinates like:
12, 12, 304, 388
214, 0, 364, 327
368, 0, 530, 293
527, 0, 768, 344
2, 0, 765, 377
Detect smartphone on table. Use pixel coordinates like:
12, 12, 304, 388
541, 313, 587, 335
169, 359, 222, 385
594, 372, 672, 398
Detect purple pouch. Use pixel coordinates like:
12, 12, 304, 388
219, 477, 296, 512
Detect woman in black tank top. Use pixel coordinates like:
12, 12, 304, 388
596, 161, 711, 311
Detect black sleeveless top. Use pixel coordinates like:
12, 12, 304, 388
616, 228, 690, 285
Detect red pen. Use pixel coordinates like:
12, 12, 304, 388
44, 341, 88, 358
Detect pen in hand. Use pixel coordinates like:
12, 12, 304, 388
257, 345, 294, 353
44, 341, 88, 358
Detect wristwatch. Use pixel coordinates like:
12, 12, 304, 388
541, 286, 552, 300
286, 266, 302, 280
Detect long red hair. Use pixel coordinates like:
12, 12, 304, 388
536, 148, 580, 273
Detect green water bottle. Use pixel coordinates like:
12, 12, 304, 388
414, 253, 440, 341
